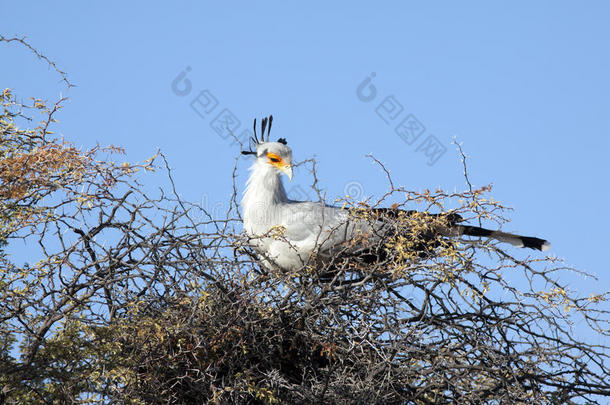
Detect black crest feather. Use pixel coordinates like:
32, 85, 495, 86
242, 115, 286, 155
267, 115, 273, 139
261, 117, 268, 141
252, 118, 259, 145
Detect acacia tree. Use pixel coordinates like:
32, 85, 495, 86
0, 37, 609, 404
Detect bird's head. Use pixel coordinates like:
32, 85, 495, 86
242, 115, 293, 180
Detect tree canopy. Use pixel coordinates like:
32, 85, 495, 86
1, 37, 609, 404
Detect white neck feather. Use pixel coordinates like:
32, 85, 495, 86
241, 160, 288, 228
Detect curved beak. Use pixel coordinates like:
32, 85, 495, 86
280, 164, 293, 181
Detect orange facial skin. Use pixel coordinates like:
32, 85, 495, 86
266, 152, 285, 167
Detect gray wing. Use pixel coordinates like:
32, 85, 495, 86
276, 201, 386, 260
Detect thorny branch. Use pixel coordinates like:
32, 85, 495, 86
0, 101, 607, 403
0, 35, 73, 88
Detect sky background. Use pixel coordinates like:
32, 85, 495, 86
2, 2, 609, 301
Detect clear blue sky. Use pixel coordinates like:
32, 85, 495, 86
2, 2, 609, 295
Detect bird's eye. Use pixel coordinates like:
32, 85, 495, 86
268, 154, 281, 163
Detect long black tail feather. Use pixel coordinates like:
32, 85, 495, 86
460, 225, 551, 251
371, 208, 551, 252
